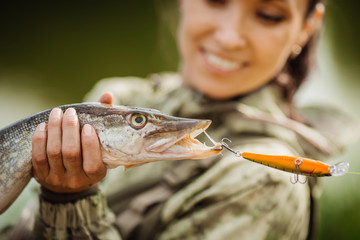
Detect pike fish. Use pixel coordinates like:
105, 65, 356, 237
0, 103, 222, 214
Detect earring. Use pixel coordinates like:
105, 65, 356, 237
290, 44, 302, 58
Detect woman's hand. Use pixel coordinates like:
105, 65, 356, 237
31, 93, 113, 193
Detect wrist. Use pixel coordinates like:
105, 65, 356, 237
40, 184, 99, 204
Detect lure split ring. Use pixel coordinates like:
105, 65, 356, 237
220, 138, 242, 157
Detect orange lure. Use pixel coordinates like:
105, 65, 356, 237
242, 152, 331, 177
218, 137, 349, 183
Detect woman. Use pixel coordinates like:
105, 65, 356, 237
28, 0, 341, 239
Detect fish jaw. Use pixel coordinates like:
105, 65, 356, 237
145, 119, 212, 153
160, 135, 223, 160
145, 119, 223, 160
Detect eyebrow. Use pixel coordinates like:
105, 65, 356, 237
261, 0, 289, 2
260, 0, 292, 6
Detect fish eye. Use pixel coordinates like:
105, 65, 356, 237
130, 113, 148, 129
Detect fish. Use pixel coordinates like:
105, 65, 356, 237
0, 103, 223, 214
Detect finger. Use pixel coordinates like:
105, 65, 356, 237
47, 108, 65, 177
32, 122, 49, 181
62, 108, 82, 175
81, 124, 107, 181
99, 92, 113, 105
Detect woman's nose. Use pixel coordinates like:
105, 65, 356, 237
214, 12, 247, 50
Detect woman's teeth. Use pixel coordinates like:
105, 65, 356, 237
205, 52, 243, 71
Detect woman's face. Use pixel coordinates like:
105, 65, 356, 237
178, 0, 311, 99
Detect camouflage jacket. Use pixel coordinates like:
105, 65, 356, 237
26, 73, 358, 240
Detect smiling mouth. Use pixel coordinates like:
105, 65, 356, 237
203, 51, 248, 73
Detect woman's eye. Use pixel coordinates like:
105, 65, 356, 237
257, 12, 285, 23
206, 0, 228, 6
130, 113, 148, 129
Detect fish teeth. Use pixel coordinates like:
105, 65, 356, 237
205, 52, 243, 71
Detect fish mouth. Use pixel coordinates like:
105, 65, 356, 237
145, 119, 223, 159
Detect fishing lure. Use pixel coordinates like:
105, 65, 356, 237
204, 132, 349, 183
220, 138, 349, 183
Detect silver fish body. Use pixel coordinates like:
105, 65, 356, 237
0, 103, 222, 214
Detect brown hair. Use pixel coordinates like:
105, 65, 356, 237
276, 0, 325, 119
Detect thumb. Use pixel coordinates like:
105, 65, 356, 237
99, 92, 114, 105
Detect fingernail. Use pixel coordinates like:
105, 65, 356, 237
64, 108, 76, 116
83, 124, 93, 136
50, 108, 62, 118
37, 122, 47, 131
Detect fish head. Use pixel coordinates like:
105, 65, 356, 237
95, 105, 223, 169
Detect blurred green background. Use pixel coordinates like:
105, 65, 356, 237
0, 1, 360, 239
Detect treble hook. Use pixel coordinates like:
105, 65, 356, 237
290, 159, 308, 184
220, 138, 242, 157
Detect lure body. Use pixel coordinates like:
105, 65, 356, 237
242, 152, 331, 177
241, 152, 350, 178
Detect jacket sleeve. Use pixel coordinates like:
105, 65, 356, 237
31, 185, 122, 240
